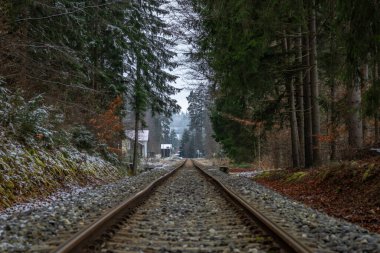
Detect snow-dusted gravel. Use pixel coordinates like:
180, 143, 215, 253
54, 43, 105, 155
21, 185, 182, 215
101, 162, 280, 252
202, 165, 380, 253
0, 163, 179, 252
2, 159, 379, 253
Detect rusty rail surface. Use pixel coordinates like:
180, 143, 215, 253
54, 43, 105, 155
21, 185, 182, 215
192, 160, 313, 253
53, 160, 186, 253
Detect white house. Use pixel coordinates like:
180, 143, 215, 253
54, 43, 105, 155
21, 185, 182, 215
161, 144, 172, 158
123, 130, 150, 158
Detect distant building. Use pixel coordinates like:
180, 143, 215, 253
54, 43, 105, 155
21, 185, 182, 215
161, 144, 172, 158
122, 130, 150, 159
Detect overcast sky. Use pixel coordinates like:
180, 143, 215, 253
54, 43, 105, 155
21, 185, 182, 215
166, 1, 192, 113
170, 46, 191, 113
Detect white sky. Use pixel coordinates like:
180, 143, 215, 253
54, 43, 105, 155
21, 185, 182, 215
172, 86, 190, 113
170, 45, 191, 112
166, 0, 192, 113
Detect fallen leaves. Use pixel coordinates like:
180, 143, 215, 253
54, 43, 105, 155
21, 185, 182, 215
255, 160, 380, 234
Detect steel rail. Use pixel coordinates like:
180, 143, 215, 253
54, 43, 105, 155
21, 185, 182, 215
192, 160, 313, 253
53, 160, 186, 253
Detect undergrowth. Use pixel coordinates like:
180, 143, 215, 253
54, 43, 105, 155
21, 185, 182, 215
0, 87, 124, 209
255, 159, 380, 206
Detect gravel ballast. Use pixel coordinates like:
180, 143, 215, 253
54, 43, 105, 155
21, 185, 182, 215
0, 164, 178, 252
2, 159, 380, 253
101, 161, 280, 252
202, 164, 380, 253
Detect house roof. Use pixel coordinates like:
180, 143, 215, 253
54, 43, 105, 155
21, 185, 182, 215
125, 130, 149, 142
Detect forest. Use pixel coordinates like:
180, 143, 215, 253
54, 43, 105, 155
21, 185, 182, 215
1, 1, 380, 168
1, 0, 380, 250
0, 0, 184, 209
179, 0, 380, 168
178, 0, 380, 234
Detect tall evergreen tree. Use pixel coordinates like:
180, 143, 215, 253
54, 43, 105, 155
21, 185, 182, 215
1, 1, 180, 171
127, 0, 180, 174
169, 129, 180, 151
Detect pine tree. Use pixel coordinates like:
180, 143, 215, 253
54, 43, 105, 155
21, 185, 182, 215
126, 0, 180, 174
1, 1, 180, 171
180, 128, 191, 157
169, 129, 179, 151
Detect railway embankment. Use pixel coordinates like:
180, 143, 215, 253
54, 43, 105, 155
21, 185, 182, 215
0, 164, 176, 252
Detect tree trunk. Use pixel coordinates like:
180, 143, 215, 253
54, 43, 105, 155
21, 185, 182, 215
309, 0, 321, 166
375, 113, 379, 144
328, 26, 338, 161
132, 112, 140, 175
204, 112, 218, 157
283, 33, 301, 168
375, 62, 379, 144
330, 83, 337, 161
296, 26, 305, 166
361, 64, 369, 144
347, 69, 363, 150
91, 7, 99, 91
303, 35, 313, 167
18, 7, 30, 89
287, 78, 301, 168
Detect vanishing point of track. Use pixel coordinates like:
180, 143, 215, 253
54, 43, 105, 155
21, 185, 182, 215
53, 160, 313, 253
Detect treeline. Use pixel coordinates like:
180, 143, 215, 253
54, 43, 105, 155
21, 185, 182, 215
0, 1, 179, 163
179, 0, 380, 166
180, 85, 219, 158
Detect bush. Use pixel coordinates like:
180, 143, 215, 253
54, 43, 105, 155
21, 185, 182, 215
0, 86, 59, 144
71, 125, 96, 151
0, 86, 120, 165
97, 143, 120, 165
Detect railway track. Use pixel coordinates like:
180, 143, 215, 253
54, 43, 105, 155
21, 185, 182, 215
53, 160, 313, 253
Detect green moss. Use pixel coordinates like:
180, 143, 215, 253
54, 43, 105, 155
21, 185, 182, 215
255, 171, 273, 179
27, 148, 37, 155
0, 138, 122, 210
0, 158, 11, 171
1, 199, 11, 208
286, 171, 308, 183
5, 180, 14, 189
34, 156, 46, 168
255, 236, 265, 243
362, 163, 377, 182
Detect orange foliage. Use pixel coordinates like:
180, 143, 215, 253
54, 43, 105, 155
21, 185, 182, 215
35, 133, 44, 139
107, 147, 123, 156
316, 134, 335, 143
89, 96, 124, 147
